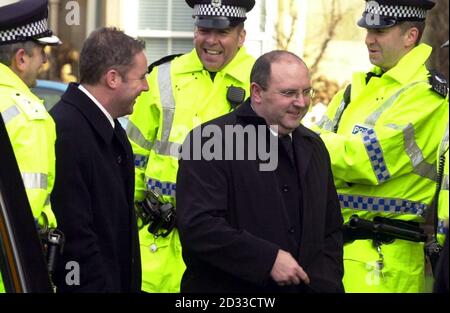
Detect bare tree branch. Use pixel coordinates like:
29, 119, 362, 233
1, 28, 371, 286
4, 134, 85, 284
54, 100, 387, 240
274, 0, 353, 80
425, 0, 449, 79
275, 0, 298, 50
308, 0, 351, 76
285, 0, 298, 49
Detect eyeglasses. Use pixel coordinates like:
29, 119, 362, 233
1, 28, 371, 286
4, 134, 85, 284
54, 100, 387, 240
276, 88, 315, 100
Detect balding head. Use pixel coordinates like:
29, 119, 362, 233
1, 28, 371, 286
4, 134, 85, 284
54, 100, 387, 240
250, 50, 308, 91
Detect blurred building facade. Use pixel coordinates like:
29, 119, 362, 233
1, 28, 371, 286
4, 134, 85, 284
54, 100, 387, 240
47, 0, 448, 88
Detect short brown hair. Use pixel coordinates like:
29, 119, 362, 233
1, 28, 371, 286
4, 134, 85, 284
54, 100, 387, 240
79, 27, 146, 84
0, 41, 38, 66
398, 21, 426, 45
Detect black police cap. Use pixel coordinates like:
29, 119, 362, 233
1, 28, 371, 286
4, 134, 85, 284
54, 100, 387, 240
357, 0, 436, 29
185, 0, 256, 29
0, 0, 61, 46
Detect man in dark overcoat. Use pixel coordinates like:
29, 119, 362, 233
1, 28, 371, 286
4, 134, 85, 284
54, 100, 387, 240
50, 27, 149, 292
177, 50, 344, 293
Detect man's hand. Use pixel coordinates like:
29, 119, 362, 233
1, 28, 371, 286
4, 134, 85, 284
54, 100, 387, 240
270, 250, 310, 286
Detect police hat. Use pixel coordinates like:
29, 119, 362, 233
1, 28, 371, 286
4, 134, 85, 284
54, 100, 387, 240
357, 0, 436, 29
185, 0, 255, 29
0, 0, 61, 46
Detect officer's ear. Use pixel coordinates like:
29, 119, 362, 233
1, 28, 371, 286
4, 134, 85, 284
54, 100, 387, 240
236, 25, 246, 48
402, 26, 419, 49
12, 48, 30, 73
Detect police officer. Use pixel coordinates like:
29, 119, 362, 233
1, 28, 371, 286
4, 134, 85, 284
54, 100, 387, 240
433, 115, 448, 293
433, 40, 448, 293
313, 0, 448, 292
435, 40, 449, 250
126, 0, 256, 292
0, 0, 61, 292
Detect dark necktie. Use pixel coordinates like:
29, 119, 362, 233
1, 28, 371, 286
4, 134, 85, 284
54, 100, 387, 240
280, 135, 295, 163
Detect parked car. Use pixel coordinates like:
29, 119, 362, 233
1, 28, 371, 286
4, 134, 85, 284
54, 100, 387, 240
32, 79, 68, 111
32, 80, 129, 128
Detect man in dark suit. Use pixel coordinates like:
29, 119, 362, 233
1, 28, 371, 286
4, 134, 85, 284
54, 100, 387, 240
50, 27, 149, 292
177, 50, 344, 293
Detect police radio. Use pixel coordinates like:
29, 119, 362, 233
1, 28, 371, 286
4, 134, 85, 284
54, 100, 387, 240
227, 85, 246, 110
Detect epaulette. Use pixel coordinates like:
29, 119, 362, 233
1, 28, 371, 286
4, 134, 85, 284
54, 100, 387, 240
428, 69, 448, 98
147, 54, 184, 74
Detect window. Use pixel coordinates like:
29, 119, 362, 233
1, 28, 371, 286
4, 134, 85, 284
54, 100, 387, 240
137, 0, 194, 64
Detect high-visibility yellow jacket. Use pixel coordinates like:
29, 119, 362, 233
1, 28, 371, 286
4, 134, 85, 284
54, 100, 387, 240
313, 44, 449, 292
127, 48, 255, 292
437, 122, 449, 246
0, 63, 57, 292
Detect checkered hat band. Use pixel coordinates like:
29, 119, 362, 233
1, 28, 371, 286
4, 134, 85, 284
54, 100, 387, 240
0, 18, 48, 43
194, 4, 247, 18
365, 3, 427, 19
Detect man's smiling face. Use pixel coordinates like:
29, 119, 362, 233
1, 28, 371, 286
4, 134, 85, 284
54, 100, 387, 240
194, 25, 246, 72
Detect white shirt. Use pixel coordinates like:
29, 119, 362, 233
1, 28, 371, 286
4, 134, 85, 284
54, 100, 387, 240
78, 84, 115, 128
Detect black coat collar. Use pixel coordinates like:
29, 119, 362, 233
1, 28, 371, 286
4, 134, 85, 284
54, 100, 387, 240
61, 83, 117, 144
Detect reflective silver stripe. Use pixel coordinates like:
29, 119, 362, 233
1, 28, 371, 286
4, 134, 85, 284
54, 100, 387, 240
442, 174, 449, 191
154, 140, 181, 158
320, 81, 425, 132
403, 124, 436, 180
21, 173, 48, 190
440, 123, 449, 157
413, 162, 437, 181
317, 98, 347, 132
1, 105, 20, 124
339, 193, 427, 217
330, 98, 348, 131
157, 62, 176, 158
365, 81, 425, 126
44, 195, 50, 207
317, 113, 334, 132
385, 123, 437, 181
389, 123, 437, 181
125, 120, 153, 151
